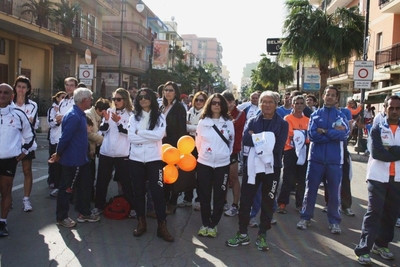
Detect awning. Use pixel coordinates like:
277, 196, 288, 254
352, 84, 400, 104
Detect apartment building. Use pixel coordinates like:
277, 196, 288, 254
315, 0, 400, 103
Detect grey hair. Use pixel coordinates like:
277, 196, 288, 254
259, 90, 280, 106
73, 88, 92, 104
292, 95, 305, 104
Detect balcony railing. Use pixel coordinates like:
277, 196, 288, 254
97, 56, 149, 71
380, 0, 395, 9
328, 61, 354, 77
73, 24, 120, 53
375, 42, 400, 68
103, 21, 151, 42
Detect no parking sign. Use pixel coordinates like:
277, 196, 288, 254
79, 64, 94, 79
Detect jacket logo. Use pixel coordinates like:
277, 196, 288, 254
206, 147, 212, 153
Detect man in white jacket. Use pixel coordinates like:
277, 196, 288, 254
354, 95, 400, 265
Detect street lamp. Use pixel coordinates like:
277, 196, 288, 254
118, 0, 126, 87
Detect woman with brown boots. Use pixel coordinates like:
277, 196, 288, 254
128, 88, 174, 242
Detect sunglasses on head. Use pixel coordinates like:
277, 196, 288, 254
137, 94, 150, 101
195, 98, 205, 103
112, 97, 123, 102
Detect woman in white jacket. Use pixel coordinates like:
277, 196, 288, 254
196, 93, 234, 238
178, 91, 208, 210
128, 88, 174, 242
92, 88, 135, 216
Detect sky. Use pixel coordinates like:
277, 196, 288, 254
143, 0, 288, 88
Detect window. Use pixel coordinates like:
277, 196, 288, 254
377, 32, 383, 51
0, 38, 4, 55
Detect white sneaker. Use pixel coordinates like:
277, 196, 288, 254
177, 200, 192, 208
23, 198, 33, 212
193, 202, 201, 211
50, 189, 59, 197
91, 208, 103, 216
224, 206, 239, 217
224, 203, 230, 211
128, 209, 137, 218
249, 217, 258, 228
396, 218, 400, 228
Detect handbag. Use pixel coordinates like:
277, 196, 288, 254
212, 124, 229, 147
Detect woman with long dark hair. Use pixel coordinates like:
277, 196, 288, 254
160, 81, 187, 214
13, 76, 38, 212
196, 93, 234, 238
128, 88, 174, 242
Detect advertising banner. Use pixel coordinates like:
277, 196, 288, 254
152, 40, 169, 70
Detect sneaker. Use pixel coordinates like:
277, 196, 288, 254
271, 218, 277, 225
296, 219, 310, 230
207, 226, 218, 237
198, 225, 208, 237
0, 221, 9, 237
23, 198, 33, 212
49, 183, 55, 189
396, 218, 400, 228
177, 200, 192, 208
226, 232, 250, 247
342, 208, 355, 217
56, 217, 76, 228
193, 202, 201, 211
91, 208, 103, 216
224, 203, 230, 211
371, 244, 394, 260
256, 234, 269, 251
128, 210, 137, 218
249, 217, 258, 228
322, 206, 328, 213
77, 214, 100, 223
277, 204, 286, 214
224, 206, 239, 217
50, 189, 59, 197
357, 254, 372, 265
329, 223, 341, 235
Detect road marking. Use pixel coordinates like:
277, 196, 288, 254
12, 175, 48, 191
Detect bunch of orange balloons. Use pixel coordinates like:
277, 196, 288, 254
162, 135, 197, 184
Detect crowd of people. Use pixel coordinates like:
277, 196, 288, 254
1, 76, 400, 265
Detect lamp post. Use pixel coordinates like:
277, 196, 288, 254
118, 0, 126, 87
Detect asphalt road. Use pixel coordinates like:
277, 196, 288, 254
0, 133, 399, 267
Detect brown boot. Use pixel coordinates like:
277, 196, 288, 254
157, 220, 174, 242
165, 203, 177, 215
133, 216, 147, 237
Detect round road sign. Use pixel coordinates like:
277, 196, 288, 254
82, 70, 90, 78
358, 68, 368, 79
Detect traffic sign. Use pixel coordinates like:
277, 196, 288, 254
79, 64, 94, 79
353, 61, 374, 81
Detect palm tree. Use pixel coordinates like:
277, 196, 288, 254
250, 54, 294, 92
53, 0, 82, 36
281, 0, 365, 103
21, 0, 54, 28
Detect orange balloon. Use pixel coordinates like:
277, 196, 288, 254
177, 135, 195, 155
177, 154, 197, 172
162, 147, 181, 165
161, 144, 172, 154
163, 164, 178, 184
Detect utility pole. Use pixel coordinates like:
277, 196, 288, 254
356, 0, 370, 153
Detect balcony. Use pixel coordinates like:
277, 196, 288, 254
80, 0, 120, 16
71, 24, 119, 56
0, 1, 71, 45
379, 0, 400, 14
327, 61, 354, 83
97, 56, 149, 73
375, 42, 400, 73
319, 0, 352, 14
102, 21, 151, 46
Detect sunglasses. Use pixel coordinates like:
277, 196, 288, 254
137, 94, 150, 101
112, 97, 123, 102
211, 101, 221, 106
164, 89, 174, 93
195, 98, 205, 103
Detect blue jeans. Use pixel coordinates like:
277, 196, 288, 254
56, 163, 92, 221
354, 178, 400, 256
